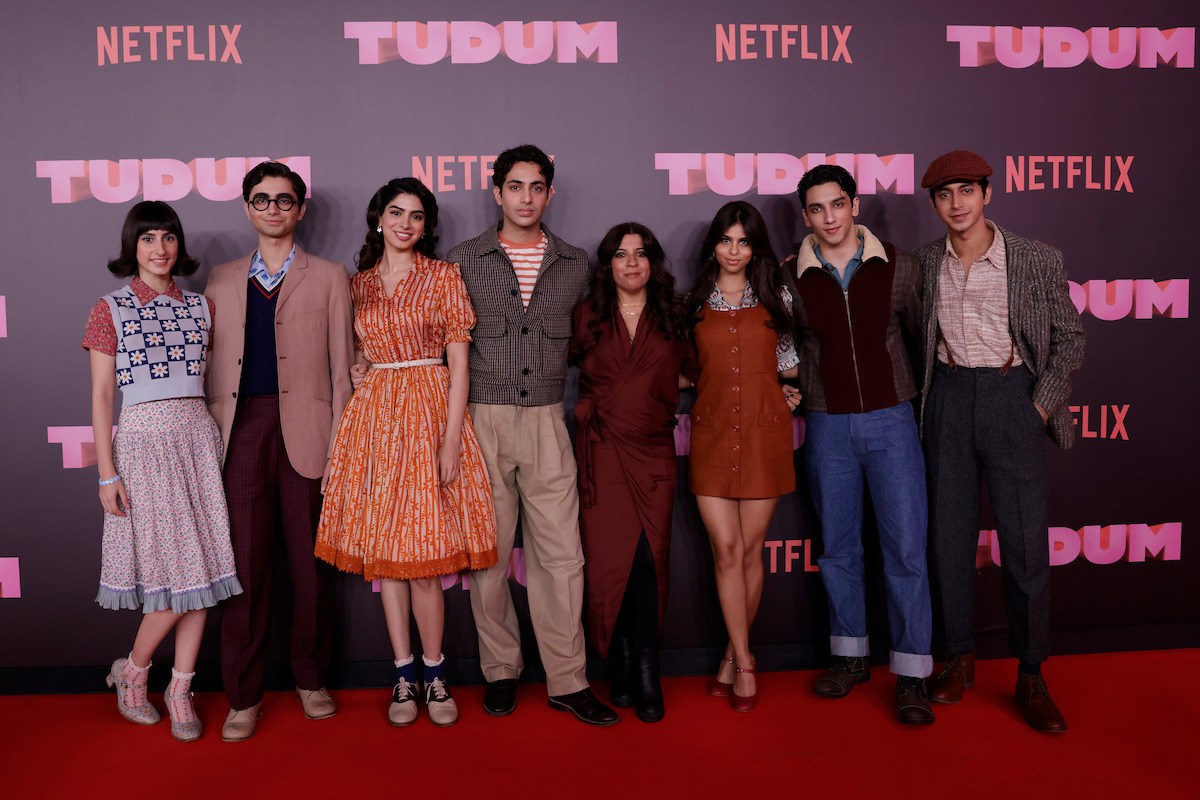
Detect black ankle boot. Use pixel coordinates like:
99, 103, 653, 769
609, 637, 635, 708
635, 646, 664, 723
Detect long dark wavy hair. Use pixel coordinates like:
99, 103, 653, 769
354, 177, 439, 270
585, 222, 685, 344
107, 201, 200, 278
684, 201, 791, 334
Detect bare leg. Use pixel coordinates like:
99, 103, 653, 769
171, 609, 207, 673
380, 578, 413, 661
409, 577, 445, 660
732, 497, 781, 698
697, 496, 752, 690
130, 609, 182, 666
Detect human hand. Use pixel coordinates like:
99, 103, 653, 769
437, 438, 461, 487
782, 384, 802, 412
321, 460, 332, 494
99, 479, 129, 517
350, 362, 371, 389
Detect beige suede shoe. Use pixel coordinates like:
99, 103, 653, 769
221, 702, 261, 742
423, 677, 459, 727
388, 679, 419, 726
296, 687, 337, 720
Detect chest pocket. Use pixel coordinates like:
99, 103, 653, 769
540, 315, 572, 373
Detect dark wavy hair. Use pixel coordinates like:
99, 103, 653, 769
354, 178, 439, 271
242, 161, 307, 206
684, 201, 791, 334
107, 201, 199, 278
584, 222, 684, 344
492, 144, 555, 188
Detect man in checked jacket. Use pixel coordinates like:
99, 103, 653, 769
917, 150, 1085, 733
446, 144, 618, 726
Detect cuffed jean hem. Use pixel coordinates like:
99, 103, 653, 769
831, 635, 869, 657
890, 651, 933, 678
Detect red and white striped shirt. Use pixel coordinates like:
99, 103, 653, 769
498, 232, 547, 309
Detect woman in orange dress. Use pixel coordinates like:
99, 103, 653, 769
685, 201, 798, 712
316, 178, 497, 727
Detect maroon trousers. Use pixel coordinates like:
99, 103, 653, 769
220, 395, 332, 710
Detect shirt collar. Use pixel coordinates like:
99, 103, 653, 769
813, 235, 865, 273
130, 275, 183, 305
705, 282, 758, 311
249, 245, 297, 291
946, 220, 1005, 270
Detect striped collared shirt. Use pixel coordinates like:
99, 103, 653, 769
936, 221, 1021, 368
498, 232, 547, 309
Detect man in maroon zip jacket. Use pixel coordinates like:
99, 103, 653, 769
785, 164, 933, 724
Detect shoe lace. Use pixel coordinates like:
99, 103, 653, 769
426, 677, 450, 702
393, 678, 415, 702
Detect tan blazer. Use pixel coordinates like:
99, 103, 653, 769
204, 247, 355, 479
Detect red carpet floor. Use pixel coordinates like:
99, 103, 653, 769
3, 649, 1197, 798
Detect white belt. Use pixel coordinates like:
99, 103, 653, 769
371, 359, 444, 369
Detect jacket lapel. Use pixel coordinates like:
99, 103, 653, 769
275, 247, 308, 313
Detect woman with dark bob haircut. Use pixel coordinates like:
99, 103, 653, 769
81, 200, 242, 743
106, 201, 201, 278
684, 200, 798, 712
316, 177, 497, 728
570, 222, 695, 723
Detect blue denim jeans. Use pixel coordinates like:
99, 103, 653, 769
806, 401, 933, 678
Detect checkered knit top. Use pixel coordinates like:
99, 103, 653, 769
101, 284, 212, 407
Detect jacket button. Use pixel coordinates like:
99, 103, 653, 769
232, 392, 237, 398
522, 368, 530, 375
510, 289, 519, 297
237, 359, 242, 365
519, 389, 528, 398
522, 327, 529, 334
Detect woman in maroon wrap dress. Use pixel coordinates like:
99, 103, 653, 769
570, 222, 693, 723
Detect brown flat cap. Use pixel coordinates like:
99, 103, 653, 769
921, 150, 993, 189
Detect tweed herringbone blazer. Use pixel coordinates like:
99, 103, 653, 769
448, 223, 589, 406
916, 225, 1085, 449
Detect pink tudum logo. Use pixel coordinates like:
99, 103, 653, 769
0, 558, 20, 598
947, 26, 1194, 68
97, 25, 242, 65
976, 524, 1181, 567
655, 153, 914, 196
34, 156, 311, 204
1069, 280, 1188, 320
344, 21, 617, 65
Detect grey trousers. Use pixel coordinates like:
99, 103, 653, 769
924, 362, 1051, 665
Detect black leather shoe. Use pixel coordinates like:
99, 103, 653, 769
482, 679, 518, 717
814, 656, 870, 698
635, 646, 665, 723
548, 688, 620, 726
609, 637, 635, 708
896, 676, 935, 725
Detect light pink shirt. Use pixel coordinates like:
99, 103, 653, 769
936, 221, 1022, 368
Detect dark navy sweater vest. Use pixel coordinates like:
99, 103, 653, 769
240, 278, 281, 397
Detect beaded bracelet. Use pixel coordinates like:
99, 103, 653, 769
98, 475, 122, 486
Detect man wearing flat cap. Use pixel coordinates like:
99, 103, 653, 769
916, 150, 1084, 732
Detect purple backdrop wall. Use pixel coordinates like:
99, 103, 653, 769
2, 1, 1197, 691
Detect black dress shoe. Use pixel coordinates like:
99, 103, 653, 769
635, 646, 665, 723
896, 676, 935, 725
609, 637, 635, 708
483, 679, 518, 717
548, 688, 620, 726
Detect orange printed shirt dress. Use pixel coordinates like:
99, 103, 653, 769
315, 256, 498, 580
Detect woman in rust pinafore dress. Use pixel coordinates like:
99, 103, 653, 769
685, 201, 797, 712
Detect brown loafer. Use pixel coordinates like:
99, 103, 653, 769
296, 687, 337, 720
929, 652, 975, 704
814, 656, 870, 698
1015, 673, 1067, 733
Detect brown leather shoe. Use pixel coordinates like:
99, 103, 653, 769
896, 676, 935, 725
814, 656, 870, 698
929, 652, 975, 704
1015, 673, 1067, 733
221, 702, 261, 742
